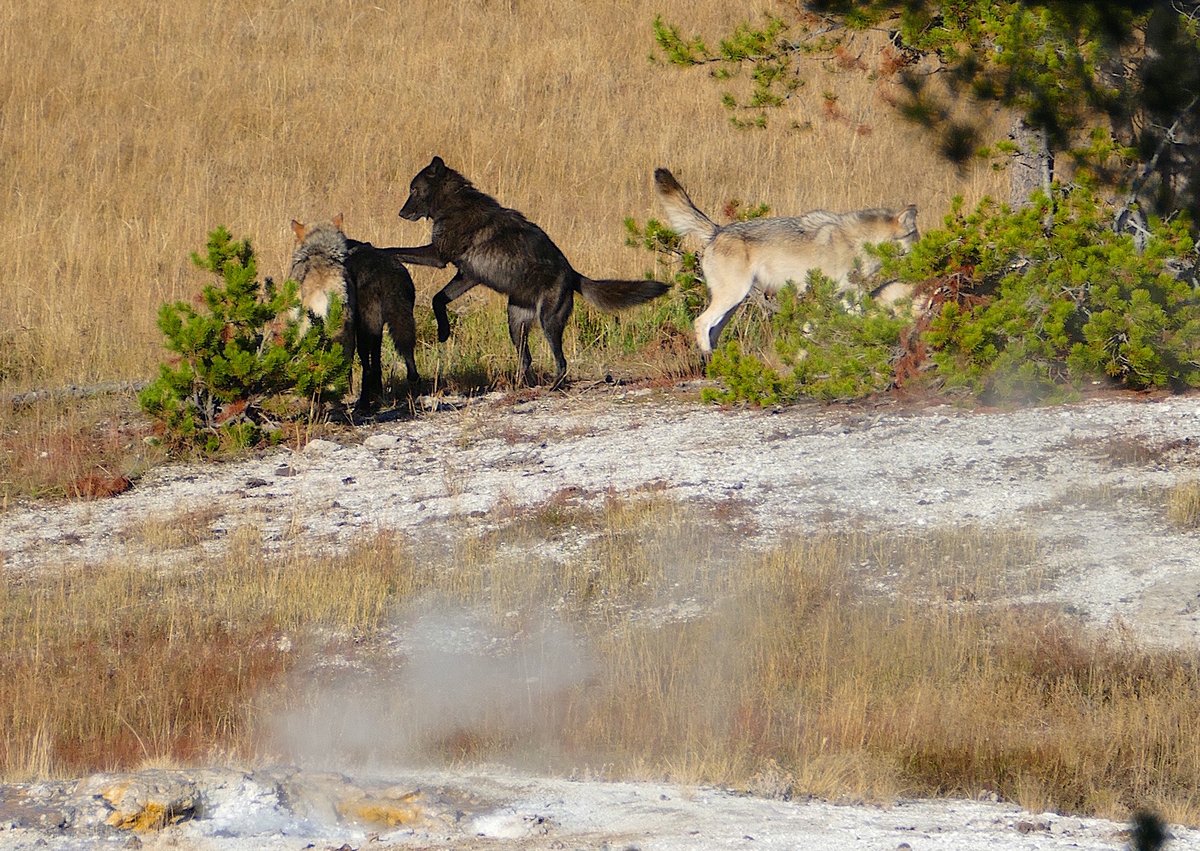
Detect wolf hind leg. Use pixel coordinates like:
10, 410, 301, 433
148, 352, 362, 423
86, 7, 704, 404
355, 325, 384, 412
694, 275, 753, 355
385, 304, 420, 385
538, 284, 575, 389
507, 302, 536, 387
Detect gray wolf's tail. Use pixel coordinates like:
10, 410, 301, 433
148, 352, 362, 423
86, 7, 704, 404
578, 277, 670, 312
653, 168, 719, 242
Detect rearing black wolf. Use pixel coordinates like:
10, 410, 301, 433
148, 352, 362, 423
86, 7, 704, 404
392, 156, 669, 387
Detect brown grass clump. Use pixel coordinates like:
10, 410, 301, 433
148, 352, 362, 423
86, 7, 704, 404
0, 531, 419, 779
0, 394, 162, 504
1167, 480, 1200, 529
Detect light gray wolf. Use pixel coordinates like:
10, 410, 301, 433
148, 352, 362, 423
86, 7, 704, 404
652, 167, 920, 354
288, 217, 356, 365
389, 156, 669, 388
289, 216, 420, 411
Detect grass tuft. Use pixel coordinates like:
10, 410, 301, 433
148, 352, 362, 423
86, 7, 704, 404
1167, 480, 1200, 529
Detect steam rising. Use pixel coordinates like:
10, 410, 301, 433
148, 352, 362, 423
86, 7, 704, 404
274, 601, 590, 770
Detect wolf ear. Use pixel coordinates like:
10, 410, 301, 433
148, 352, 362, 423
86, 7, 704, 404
898, 205, 918, 230
429, 156, 445, 174
331, 212, 344, 231
291, 220, 306, 241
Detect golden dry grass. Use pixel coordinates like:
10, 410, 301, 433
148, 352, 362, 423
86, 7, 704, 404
1167, 480, 1200, 529
6, 497, 1200, 825
1, 0, 1005, 393
0, 531, 420, 778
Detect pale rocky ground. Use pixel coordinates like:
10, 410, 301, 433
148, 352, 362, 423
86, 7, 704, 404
2, 382, 1200, 849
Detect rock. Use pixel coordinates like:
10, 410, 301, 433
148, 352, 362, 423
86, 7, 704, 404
335, 787, 426, 829
363, 433, 402, 451
76, 771, 200, 831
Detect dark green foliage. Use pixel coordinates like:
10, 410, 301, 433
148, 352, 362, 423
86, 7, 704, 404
884, 186, 1200, 401
702, 341, 793, 407
653, 3, 1200, 222
703, 275, 907, 405
139, 227, 350, 454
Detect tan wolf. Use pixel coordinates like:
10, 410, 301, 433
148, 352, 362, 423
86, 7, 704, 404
652, 168, 920, 354
290, 216, 420, 412
390, 156, 669, 388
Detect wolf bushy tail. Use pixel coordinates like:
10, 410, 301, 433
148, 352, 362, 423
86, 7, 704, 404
578, 277, 669, 312
653, 168, 719, 242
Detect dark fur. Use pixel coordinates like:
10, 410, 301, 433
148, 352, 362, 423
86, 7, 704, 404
1132, 810, 1169, 851
345, 238, 421, 410
393, 156, 669, 387
290, 217, 421, 412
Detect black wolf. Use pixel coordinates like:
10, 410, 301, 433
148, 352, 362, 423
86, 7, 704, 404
392, 156, 669, 387
290, 217, 420, 412
345, 237, 421, 409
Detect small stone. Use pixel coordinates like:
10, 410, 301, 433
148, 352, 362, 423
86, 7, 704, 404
363, 434, 402, 451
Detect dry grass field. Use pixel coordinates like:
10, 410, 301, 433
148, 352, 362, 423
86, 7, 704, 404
0, 0, 1004, 395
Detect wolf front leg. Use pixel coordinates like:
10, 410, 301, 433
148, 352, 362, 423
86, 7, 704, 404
385, 244, 447, 268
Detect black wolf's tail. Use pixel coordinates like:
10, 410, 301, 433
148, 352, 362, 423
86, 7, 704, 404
578, 277, 670, 312
653, 168, 719, 242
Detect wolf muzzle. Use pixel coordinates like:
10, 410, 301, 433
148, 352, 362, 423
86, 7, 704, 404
398, 196, 426, 221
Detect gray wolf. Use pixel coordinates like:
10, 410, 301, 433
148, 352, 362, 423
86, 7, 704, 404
288, 217, 356, 367
290, 216, 420, 411
391, 156, 669, 387
652, 167, 920, 354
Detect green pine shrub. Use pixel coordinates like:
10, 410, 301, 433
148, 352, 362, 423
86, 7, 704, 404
884, 186, 1200, 402
702, 275, 906, 405
138, 227, 350, 454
